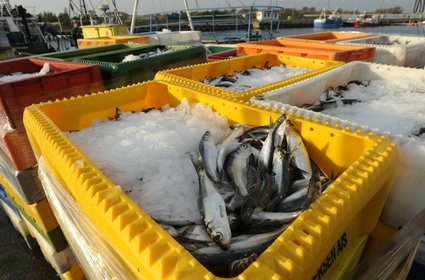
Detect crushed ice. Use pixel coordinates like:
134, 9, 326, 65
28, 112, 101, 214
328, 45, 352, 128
67, 99, 231, 224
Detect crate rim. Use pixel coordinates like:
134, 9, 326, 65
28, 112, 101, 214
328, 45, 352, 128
73, 44, 205, 68
155, 52, 344, 98
0, 57, 102, 84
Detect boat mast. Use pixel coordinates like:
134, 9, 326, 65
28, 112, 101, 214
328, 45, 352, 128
183, 0, 195, 31
79, 0, 90, 24
130, 0, 139, 34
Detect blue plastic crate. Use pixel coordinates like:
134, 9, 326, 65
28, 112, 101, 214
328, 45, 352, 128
0, 184, 20, 216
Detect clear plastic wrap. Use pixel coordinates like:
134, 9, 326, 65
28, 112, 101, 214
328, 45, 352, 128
344, 208, 425, 280
23, 217, 77, 274
38, 157, 139, 280
0, 199, 38, 249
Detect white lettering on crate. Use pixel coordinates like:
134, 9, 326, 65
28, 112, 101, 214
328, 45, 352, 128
312, 232, 348, 280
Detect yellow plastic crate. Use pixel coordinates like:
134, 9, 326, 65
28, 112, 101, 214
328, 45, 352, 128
155, 53, 343, 100
77, 36, 149, 49
81, 24, 128, 39
23, 81, 398, 280
61, 264, 86, 280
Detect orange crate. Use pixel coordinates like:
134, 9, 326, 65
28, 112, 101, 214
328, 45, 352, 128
278, 32, 374, 44
237, 40, 375, 62
2, 127, 36, 171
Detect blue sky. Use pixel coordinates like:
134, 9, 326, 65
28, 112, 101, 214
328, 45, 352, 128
11, 0, 412, 16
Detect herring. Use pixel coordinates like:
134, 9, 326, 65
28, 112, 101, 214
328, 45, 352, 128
191, 155, 232, 250
285, 121, 313, 180
199, 131, 220, 182
225, 143, 253, 196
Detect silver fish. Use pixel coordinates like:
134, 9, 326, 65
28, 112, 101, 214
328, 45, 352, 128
218, 125, 245, 145
159, 223, 181, 239
226, 193, 247, 212
179, 225, 212, 243
193, 227, 287, 255
216, 141, 240, 176
276, 187, 308, 212
278, 164, 322, 212
225, 143, 253, 196
239, 126, 269, 142
285, 121, 312, 180
191, 155, 232, 250
258, 115, 287, 173
248, 210, 302, 228
154, 217, 197, 226
230, 253, 257, 275
274, 118, 287, 148
199, 131, 220, 182
289, 178, 310, 194
272, 146, 292, 199
217, 81, 234, 88
207, 76, 223, 86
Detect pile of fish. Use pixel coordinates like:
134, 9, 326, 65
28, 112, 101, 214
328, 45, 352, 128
160, 114, 332, 276
121, 48, 170, 62
202, 69, 254, 91
302, 80, 370, 112
202, 63, 311, 93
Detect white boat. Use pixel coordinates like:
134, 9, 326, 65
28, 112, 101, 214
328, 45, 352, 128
314, 9, 343, 28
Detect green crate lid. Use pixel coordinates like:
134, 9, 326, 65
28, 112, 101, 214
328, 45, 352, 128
38, 44, 151, 61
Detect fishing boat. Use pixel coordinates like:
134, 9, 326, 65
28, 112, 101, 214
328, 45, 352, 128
313, 9, 343, 28
0, 0, 52, 55
353, 12, 380, 28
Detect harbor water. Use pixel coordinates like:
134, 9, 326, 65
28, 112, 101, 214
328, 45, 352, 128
201, 25, 425, 41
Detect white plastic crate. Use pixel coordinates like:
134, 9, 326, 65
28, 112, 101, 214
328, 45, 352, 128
23, 216, 77, 274
336, 34, 425, 67
146, 31, 202, 45
0, 199, 38, 249
250, 61, 425, 230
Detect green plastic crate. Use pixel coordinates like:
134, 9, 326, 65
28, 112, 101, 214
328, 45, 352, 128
74, 44, 206, 89
38, 44, 150, 61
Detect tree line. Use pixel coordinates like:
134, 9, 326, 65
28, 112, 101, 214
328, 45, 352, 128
37, 6, 405, 25
38, 10, 71, 26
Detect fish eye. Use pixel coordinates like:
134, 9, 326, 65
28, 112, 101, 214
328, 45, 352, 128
213, 232, 223, 241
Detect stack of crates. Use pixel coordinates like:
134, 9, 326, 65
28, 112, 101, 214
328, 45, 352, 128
236, 39, 376, 62
0, 184, 38, 249
73, 44, 207, 89
0, 57, 104, 279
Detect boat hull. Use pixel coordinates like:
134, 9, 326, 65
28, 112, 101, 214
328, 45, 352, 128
314, 21, 344, 28
354, 21, 379, 28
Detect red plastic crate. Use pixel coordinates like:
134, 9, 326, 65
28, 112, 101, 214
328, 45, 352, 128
207, 49, 237, 62
237, 39, 375, 62
0, 58, 104, 129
